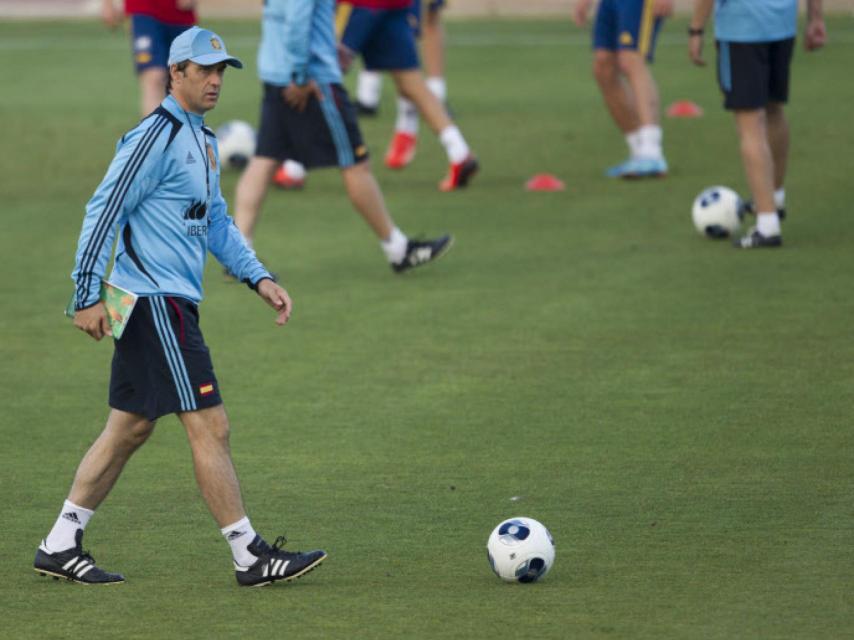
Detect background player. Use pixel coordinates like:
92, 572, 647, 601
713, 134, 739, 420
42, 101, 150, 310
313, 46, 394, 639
574, 0, 673, 179
355, 0, 450, 170
235, 0, 453, 273
102, 0, 196, 116
689, 0, 826, 249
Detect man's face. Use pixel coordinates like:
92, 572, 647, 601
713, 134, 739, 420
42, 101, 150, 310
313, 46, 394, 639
171, 61, 227, 114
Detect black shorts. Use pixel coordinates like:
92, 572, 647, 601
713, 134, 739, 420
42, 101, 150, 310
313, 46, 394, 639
255, 83, 369, 169
109, 296, 222, 421
716, 38, 794, 110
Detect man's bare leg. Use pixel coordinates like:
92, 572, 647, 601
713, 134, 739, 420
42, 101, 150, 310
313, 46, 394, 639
139, 68, 167, 116
592, 49, 639, 134
765, 102, 789, 191
234, 156, 279, 246
341, 161, 395, 241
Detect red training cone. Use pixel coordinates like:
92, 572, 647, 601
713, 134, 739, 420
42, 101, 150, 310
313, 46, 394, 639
666, 100, 704, 118
525, 174, 566, 192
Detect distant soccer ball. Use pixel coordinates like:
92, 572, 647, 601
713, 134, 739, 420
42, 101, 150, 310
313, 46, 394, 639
691, 186, 743, 238
486, 517, 555, 583
215, 120, 255, 170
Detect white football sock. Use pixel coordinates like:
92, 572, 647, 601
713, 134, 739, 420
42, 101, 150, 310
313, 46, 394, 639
381, 226, 408, 263
626, 129, 643, 159
774, 188, 786, 210
395, 97, 419, 135
283, 159, 306, 180
357, 70, 383, 108
439, 125, 469, 164
637, 125, 663, 160
221, 517, 259, 568
45, 500, 93, 552
426, 76, 447, 103
756, 212, 781, 237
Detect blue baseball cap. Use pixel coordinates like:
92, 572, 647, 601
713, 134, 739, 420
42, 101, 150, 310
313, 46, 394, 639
167, 27, 243, 69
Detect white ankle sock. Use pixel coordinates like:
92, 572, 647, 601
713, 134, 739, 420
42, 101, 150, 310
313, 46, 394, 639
637, 125, 663, 160
357, 70, 382, 108
45, 500, 93, 552
439, 125, 469, 164
774, 188, 786, 210
221, 517, 259, 568
757, 212, 781, 237
395, 97, 419, 135
381, 226, 408, 263
426, 76, 447, 103
626, 129, 642, 158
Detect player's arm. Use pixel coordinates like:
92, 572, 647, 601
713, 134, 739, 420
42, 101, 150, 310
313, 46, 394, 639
572, 0, 594, 27
71, 125, 165, 339
206, 174, 291, 324
101, 0, 122, 28
805, 0, 826, 51
688, 0, 715, 66
280, 0, 323, 111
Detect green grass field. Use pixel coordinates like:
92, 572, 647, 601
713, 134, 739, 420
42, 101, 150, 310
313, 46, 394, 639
2, 16, 853, 639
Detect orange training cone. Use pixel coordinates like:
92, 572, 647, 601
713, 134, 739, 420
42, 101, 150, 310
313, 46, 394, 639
666, 100, 704, 118
525, 174, 566, 192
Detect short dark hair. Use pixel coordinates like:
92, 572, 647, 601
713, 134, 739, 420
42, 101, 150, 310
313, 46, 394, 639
166, 61, 190, 94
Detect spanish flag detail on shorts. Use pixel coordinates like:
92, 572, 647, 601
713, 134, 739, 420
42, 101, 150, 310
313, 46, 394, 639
199, 383, 215, 396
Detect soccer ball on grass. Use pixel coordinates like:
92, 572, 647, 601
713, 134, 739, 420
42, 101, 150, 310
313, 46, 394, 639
215, 120, 255, 170
691, 186, 744, 239
486, 517, 555, 583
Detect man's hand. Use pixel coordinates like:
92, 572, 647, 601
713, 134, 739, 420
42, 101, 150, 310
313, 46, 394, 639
257, 279, 293, 326
337, 43, 355, 73
653, 0, 674, 18
572, 0, 592, 27
805, 18, 827, 51
282, 81, 323, 113
74, 303, 112, 340
101, 0, 122, 29
689, 33, 706, 66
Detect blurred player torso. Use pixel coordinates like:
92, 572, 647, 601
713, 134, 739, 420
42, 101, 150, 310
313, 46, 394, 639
714, 0, 797, 42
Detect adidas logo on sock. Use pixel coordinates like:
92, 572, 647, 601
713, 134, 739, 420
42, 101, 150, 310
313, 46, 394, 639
61, 512, 81, 524
227, 530, 246, 541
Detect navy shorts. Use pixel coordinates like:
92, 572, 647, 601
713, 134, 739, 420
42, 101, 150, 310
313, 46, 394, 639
592, 0, 664, 62
717, 38, 795, 110
130, 14, 192, 73
109, 296, 222, 421
255, 83, 368, 169
339, 4, 420, 71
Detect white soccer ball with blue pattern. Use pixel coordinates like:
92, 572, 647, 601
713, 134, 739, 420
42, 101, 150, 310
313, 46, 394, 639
486, 517, 555, 583
215, 120, 255, 170
691, 186, 744, 238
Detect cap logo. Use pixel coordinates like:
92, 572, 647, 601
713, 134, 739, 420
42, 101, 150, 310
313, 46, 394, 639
210, 37, 222, 50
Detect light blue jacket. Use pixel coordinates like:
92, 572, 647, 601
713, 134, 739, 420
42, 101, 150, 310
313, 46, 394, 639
258, 0, 342, 86
715, 0, 798, 43
72, 95, 271, 309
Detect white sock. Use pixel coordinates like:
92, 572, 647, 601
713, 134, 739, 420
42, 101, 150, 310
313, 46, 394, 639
636, 125, 663, 160
45, 500, 93, 552
221, 517, 259, 568
626, 129, 643, 159
283, 159, 306, 180
381, 226, 408, 263
756, 212, 781, 237
439, 125, 470, 164
774, 188, 786, 210
357, 70, 383, 108
426, 76, 447, 103
395, 97, 419, 135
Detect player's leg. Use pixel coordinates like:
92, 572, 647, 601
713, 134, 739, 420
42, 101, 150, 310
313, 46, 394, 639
420, 0, 447, 101
765, 101, 788, 207
356, 68, 384, 115
234, 156, 278, 245
138, 68, 168, 116
592, 49, 639, 135
129, 14, 173, 116
719, 40, 782, 248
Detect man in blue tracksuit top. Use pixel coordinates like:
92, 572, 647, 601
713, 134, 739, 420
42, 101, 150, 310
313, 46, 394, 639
689, 0, 826, 249
34, 27, 327, 588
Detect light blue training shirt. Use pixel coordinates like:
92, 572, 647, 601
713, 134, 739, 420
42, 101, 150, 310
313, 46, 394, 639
257, 0, 342, 86
72, 94, 272, 310
715, 0, 798, 43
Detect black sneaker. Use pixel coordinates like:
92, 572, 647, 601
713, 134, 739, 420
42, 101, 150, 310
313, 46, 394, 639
235, 535, 327, 587
33, 530, 124, 585
739, 199, 787, 221
356, 101, 379, 117
392, 235, 454, 273
733, 227, 783, 249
